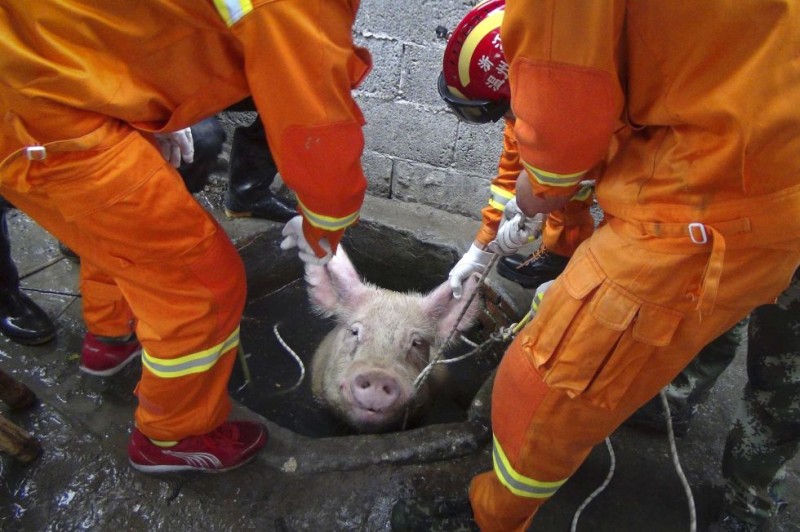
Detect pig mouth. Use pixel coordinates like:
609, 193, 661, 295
343, 390, 408, 418
347, 404, 406, 432
353, 405, 398, 421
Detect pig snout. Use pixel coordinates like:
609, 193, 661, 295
350, 370, 403, 413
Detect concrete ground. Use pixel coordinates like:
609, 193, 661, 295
1, 180, 798, 531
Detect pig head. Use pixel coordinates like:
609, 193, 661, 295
306, 247, 481, 433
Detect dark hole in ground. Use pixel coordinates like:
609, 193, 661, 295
229, 230, 501, 438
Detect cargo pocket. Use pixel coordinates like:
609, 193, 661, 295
581, 301, 683, 409
523, 250, 683, 410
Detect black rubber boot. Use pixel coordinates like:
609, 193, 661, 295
223, 116, 297, 223
178, 116, 227, 193
0, 206, 56, 345
496, 245, 570, 289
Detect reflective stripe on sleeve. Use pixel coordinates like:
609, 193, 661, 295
142, 327, 240, 378
571, 183, 594, 202
493, 435, 567, 498
522, 160, 586, 188
298, 200, 360, 232
488, 184, 514, 211
212, 0, 254, 26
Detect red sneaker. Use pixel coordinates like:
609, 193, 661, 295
79, 332, 142, 376
128, 421, 267, 473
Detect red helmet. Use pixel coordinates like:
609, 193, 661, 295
439, 0, 510, 123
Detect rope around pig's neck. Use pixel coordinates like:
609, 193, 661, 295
408, 254, 498, 390
402, 254, 504, 430
409, 253, 537, 401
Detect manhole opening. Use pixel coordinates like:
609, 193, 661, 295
229, 227, 501, 438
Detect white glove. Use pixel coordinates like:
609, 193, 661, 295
155, 128, 194, 167
280, 215, 333, 266
490, 212, 543, 255
449, 244, 494, 299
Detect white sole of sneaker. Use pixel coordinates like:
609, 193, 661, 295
128, 452, 260, 474
79, 348, 142, 377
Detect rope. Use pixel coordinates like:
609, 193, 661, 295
660, 389, 697, 532
409, 253, 501, 397
571, 437, 616, 532
402, 254, 508, 429
269, 323, 306, 396
570, 390, 697, 532
234, 324, 307, 396
402, 250, 538, 430
409, 319, 521, 390
234, 340, 252, 393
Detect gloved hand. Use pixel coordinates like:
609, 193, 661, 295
280, 215, 334, 266
490, 211, 543, 255
449, 244, 494, 299
155, 128, 194, 167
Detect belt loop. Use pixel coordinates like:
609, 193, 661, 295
695, 225, 725, 319
688, 222, 708, 244
25, 146, 47, 161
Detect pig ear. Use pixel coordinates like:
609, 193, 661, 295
305, 246, 368, 316
421, 273, 482, 340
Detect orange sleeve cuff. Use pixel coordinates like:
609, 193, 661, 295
303, 222, 347, 257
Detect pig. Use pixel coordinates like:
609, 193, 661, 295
306, 246, 482, 433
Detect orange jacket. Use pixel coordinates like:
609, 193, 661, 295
0, 0, 371, 253
501, 0, 800, 238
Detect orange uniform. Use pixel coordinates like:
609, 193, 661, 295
469, 1, 800, 530
0, 0, 370, 440
474, 118, 594, 255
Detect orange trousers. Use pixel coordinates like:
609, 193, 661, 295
540, 197, 595, 258
0, 100, 246, 441
470, 219, 800, 531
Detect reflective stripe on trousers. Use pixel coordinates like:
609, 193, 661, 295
142, 327, 239, 378
492, 435, 566, 499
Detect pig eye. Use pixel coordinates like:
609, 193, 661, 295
348, 323, 363, 341
410, 334, 429, 351
407, 334, 430, 366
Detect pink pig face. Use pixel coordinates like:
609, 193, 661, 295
306, 247, 481, 433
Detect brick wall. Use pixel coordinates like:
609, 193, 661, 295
355, 0, 503, 221
218, 1, 500, 223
